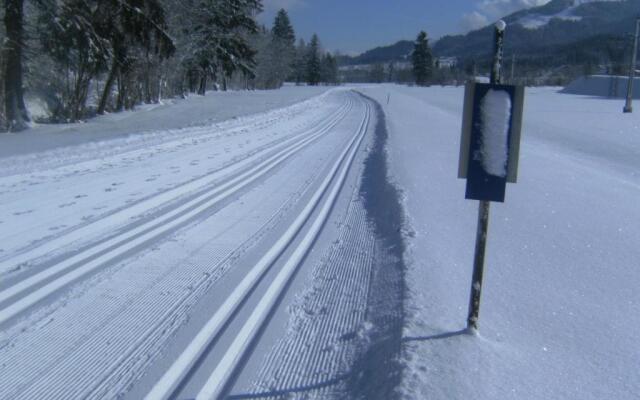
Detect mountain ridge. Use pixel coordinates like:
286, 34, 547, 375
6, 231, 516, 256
338, 0, 639, 67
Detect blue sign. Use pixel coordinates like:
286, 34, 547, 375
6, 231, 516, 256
459, 82, 524, 203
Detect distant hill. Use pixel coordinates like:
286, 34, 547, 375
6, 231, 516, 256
337, 40, 414, 66
337, 0, 639, 85
339, 0, 640, 65
433, 0, 640, 60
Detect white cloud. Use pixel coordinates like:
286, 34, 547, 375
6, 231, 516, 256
460, 0, 551, 32
478, 0, 551, 19
461, 11, 490, 32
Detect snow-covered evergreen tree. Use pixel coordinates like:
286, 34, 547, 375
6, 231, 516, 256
270, 9, 296, 87
96, 0, 175, 113
252, 9, 296, 89
39, 0, 110, 120
177, 0, 262, 95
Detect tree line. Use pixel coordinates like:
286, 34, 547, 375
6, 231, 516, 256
0, 1, 339, 132
338, 31, 441, 86
344, 27, 617, 87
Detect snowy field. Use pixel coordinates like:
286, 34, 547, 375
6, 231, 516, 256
359, 85, 640, 400
0, 84, 637, 400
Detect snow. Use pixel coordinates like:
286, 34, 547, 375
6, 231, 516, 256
478, 89, 511, 177
563, 75, 640, 99
144, 104, 370, 400
1, 85, 329, 159
2, 81, 639, 399
193, 108, 370, 400
514, 0, 625, 30
514, 6, 582, 30
0, 87, 379, 399
359, 84, 640, 400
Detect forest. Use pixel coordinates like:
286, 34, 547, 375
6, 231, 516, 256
0, 0, 339, 131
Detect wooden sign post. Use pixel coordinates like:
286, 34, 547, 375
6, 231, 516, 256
458, 20, 525, 332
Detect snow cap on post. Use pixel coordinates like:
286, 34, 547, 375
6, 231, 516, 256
495, 20, 507, 32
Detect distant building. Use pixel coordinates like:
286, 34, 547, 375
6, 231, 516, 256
436, 57, 457, 69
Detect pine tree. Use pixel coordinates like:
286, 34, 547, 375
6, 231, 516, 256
96, 0, 175, 113
178, 0, 262, 95
293, 38, 307, 85
321, 53, 338, 85
270, 9, 296, 87
306, 34, 321, 86
3, 0, 30, 131
272, 9, 295, 49
412, 31, 433, 86
252, 26, 275, 89
40, 0, 111, 121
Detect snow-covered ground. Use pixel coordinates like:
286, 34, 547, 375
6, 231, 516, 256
0, 87, 401, 399
563, 75, 640, 99
5, 85, 328, 158
359, 85, 640, 399
1, 83, 638, 400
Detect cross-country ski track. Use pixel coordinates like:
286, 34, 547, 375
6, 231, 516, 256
0, 89, 405, 399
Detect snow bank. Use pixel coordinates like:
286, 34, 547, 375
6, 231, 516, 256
562, 75, 640, 99
478, 89, 511, 177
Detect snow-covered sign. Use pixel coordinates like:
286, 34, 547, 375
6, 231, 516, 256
458, 82, 524, 202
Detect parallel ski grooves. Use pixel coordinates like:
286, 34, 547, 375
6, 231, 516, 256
194, 99, 371, 400
250, 200, 375, 399
0, 100, 352, 327
0, 93, 359, 400
0, 94, 337, 265
143, 95, 370, 400
0, 99, 351, 277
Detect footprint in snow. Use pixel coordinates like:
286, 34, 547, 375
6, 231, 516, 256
58, 202, 76, 208
13, 210, 34, 216
74, 194, 88, 199
339, 331, 358, 342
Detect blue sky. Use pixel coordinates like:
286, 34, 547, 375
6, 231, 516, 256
259, 0, 550, 54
